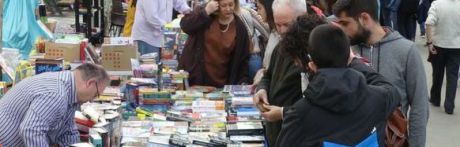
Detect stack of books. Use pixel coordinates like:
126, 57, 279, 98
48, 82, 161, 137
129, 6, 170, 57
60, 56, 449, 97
139, 88, 172, 112
227, 122, 265, 144
224, 85, 262, 122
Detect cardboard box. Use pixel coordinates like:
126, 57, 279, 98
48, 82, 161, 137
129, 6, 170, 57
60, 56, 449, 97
45, 19, 57, 33
101, 44, 138, 71
104, 37, 134, 45
45, 42, 81, 62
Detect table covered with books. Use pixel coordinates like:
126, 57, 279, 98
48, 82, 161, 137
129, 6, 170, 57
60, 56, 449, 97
74, 68, 266, 147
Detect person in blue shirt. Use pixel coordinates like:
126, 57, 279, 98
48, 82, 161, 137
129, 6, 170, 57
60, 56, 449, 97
0, 63, 110, 146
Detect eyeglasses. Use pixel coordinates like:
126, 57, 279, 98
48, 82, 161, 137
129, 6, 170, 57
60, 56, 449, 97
95, 82, 100, 99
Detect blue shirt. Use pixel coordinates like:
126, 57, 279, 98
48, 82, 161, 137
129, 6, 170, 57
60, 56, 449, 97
0, 71, 80, 147
2, 0, 52, 59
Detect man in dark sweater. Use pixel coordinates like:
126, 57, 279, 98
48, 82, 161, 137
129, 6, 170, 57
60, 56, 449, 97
252, 0, 307, 146
276, 24, 400, 147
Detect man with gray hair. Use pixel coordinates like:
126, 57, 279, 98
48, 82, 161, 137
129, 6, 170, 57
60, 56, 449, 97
262, 0, 307, 68
0, 63, 110, 146
252, 0, 307, 146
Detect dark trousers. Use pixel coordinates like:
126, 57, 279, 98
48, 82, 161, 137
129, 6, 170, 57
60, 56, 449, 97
417, 5, 429, 35
397, 13, 417, 41
430, 47, 460, 111
382, 8, 399, 30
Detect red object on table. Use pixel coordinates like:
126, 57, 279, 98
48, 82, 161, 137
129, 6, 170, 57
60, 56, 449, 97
80, 41, 87, 63
75, 117, 95, 127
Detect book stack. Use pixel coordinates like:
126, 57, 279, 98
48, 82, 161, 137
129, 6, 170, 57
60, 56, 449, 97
139, 54, 158, 65
192, 100, 225, 113
226, 122, 265, 144
171, 90, 203, 112
139, 88, 172, 112
94, 87, 122, 103
75, 111, 96, 138
133, 64, 157, 78
169, 70, 189, 90
224, 85, 262, 122
191, 100, 228, 133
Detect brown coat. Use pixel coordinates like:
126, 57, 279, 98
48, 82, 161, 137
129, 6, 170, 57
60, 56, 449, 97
179, 6, 250, 87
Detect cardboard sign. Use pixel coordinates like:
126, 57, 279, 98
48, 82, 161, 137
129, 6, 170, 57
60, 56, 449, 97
104, 37, 134, 45
101, 44, 138, 71
45, 42, 81, 62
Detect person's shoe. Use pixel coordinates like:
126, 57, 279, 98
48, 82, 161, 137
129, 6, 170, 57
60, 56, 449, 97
430, 99, 440, 107
421, 35, 426, 38
445, 109, 454, 115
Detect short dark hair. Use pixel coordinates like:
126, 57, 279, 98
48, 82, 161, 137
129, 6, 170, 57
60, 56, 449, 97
75, 63, 110, 83
279, 14, 327, 68
308, 24, 350, 68
332, 0, 379, 21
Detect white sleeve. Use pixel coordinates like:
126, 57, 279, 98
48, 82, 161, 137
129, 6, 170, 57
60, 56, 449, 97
425, 1, 438, 26
173, 0, 192, 14
142, 1, 166, 28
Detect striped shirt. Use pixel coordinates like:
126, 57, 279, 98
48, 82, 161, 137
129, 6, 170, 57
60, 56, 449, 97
0, 71, 80, 147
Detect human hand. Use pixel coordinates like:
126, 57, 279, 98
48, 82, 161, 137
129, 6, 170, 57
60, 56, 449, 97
253, 89, 269, 108
256, 103, 270, 112
261, 105, 282, 122
428, 44, 437, 55
205, 0, 219, 15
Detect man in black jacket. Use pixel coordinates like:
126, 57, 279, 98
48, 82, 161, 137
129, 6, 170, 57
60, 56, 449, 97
252, 0, 308, 146
275, 24, 401, 147
397, 0, 420, 41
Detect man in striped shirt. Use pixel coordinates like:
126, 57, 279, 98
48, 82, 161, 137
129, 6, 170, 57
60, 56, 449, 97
0, 63, 110, 147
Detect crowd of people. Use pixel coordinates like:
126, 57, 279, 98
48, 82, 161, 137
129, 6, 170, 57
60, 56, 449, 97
123, 0, 459, 146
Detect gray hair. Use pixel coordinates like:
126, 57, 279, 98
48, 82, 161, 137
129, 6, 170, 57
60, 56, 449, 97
272, 0, 307, 16
75, 63, 110, 84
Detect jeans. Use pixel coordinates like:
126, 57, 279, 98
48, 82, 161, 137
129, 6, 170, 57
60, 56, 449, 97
249, 54, 263, 80
419, 22, 426, 36
137, 40, 160, 63
417, 5, 429, 36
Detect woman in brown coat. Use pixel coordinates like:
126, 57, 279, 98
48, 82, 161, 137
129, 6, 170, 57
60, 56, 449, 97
179, 0, 250, 88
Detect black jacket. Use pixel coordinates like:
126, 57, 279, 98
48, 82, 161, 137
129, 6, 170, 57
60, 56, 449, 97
257, 46, 304, 146
398, 0, 420, 14
275, 59, 400, 147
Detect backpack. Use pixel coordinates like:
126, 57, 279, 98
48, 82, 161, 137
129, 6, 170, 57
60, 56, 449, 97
385, 108, 409, 147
